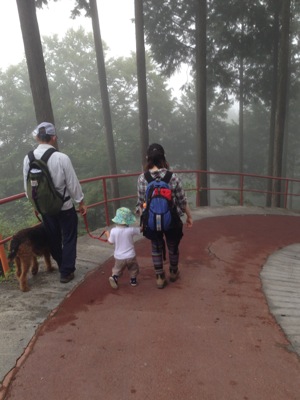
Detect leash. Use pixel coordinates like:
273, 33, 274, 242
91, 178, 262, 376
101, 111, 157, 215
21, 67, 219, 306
81, 213, 108, 242
34, 209, 108, 242
34, 210, 42, 222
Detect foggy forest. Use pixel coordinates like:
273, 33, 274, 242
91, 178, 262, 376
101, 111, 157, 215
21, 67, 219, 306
1, 0, 300, 236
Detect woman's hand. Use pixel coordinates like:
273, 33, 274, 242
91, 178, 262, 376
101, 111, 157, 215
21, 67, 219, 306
186, 215, 193, 228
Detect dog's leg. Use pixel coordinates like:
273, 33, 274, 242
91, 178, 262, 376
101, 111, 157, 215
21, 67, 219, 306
44, 250, 54, 272
31, 256, 39, 276
19, 258, 30, 292
15, 257, 21, 278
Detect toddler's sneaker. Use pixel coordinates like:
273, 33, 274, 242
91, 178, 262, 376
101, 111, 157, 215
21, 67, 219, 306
109, 275, 118, 289
130, 277, 137, 287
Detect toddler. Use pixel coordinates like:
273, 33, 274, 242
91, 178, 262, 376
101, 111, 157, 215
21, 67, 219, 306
105, 207, 141, 289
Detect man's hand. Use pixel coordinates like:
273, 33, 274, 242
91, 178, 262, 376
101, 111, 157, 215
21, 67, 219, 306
78, 201, 87, 216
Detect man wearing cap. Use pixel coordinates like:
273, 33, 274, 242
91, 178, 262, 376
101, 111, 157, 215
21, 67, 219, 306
23, 122, 87, 283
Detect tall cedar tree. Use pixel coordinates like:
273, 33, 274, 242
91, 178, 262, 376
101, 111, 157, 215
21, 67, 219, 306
271, 0, 291, 207
71, 0, 120, 206
135, 0, 149, 166
16, 0, 55, 139
196, 0, 208, 206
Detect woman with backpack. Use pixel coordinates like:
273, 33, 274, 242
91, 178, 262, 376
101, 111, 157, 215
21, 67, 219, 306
137, 143, 193, 289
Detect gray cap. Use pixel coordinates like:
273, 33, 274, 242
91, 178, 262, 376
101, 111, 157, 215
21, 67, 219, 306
32, 122, 56, 137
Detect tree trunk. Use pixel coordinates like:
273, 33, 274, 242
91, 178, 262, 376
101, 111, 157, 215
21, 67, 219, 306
16, 0, 55, 127
238, 54, 244, 174
266, 0, 280, 207
271, 0, 290, 207
281, 18, 292, 206
196, 0, 208, 206
237, 18, 246, 176
134, 0, 149, 168
89, 0, 119, 208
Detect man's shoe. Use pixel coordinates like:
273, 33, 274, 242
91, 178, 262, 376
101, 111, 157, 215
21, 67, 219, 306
60, 272, 75, 283
170, 269, 180, 282
130, 277, 137, 287
109, 275, 118, 289
156, 273, 167, 289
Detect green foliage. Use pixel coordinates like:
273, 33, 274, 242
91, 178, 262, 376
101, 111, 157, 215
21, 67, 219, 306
0, 267, 16, 282
35, 0, 57, 8
1, 23, 300, 238
144, 1, 300, 109
0, 199, 39, 239
1, 28, 205, 235
70, 0, 90, 18
0, 64, 36, 198
143, 0, 195, 76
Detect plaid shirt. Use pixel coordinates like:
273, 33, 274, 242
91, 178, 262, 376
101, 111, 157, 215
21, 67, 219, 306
137, 168, 187, 216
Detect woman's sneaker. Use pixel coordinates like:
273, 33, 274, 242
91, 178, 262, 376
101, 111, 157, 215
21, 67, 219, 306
170, 269, 180, 282
130, 277, 137, 287
156, 273, 167, 289
109, 275, 118, 289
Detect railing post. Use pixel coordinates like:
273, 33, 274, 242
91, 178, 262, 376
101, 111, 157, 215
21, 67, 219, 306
102, 178, 110, 226
0, 235, 10, 276
239, 174, 244, 206
284, 179, 289, 209
196, 171, 200, 207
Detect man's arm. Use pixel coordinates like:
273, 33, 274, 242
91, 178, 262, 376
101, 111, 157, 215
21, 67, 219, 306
23, 155, 29, 197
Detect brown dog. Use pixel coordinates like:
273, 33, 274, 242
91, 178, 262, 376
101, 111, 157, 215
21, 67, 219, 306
8, 224, 54, 292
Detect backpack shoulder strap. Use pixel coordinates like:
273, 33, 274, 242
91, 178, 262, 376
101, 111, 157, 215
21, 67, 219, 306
144, 170, 154, 183
40, 148, 69, 203
161, 170, 173, 184
41, 148, 57, 164
144, 170, 173, 184
28, 150, 35, 163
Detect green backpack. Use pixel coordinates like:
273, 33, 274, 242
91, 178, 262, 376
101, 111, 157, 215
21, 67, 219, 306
27, 148, 69, 216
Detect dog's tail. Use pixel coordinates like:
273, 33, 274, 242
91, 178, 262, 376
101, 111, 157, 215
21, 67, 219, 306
8, 238, 21, 261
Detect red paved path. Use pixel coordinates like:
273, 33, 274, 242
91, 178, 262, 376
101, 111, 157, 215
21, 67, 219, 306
3, 215, 300, 400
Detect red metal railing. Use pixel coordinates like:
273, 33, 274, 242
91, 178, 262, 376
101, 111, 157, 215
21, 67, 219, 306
1, 169, 300, 274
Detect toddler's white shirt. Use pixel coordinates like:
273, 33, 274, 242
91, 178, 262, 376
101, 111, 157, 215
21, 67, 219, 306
109, 226, 141, 260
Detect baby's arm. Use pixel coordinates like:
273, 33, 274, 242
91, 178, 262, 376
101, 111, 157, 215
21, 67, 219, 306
104, 230, 113, 245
